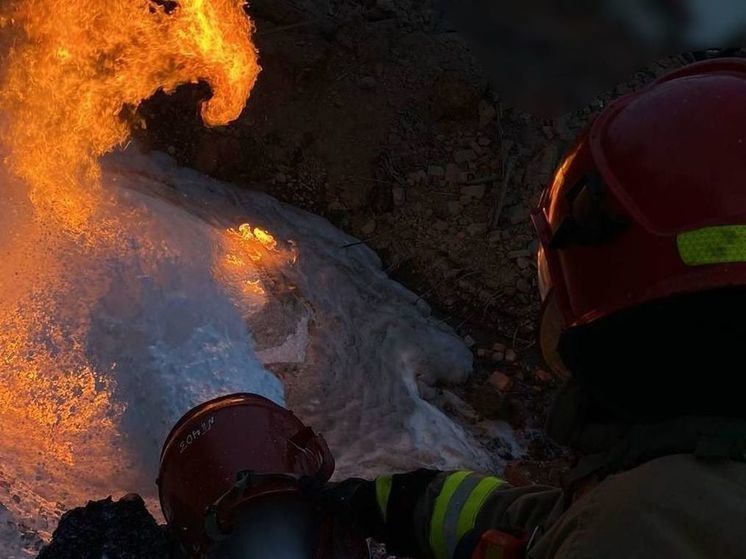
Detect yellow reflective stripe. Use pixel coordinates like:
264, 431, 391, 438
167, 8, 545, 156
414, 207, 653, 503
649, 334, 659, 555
429, 471, 472, 559
375, 475, 393, 523
456, 477, 503, 541
678, 226, 746, 266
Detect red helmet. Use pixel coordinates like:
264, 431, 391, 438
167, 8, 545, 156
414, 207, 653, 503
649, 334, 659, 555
532, 58, 746, 371
158, 393, 368, 559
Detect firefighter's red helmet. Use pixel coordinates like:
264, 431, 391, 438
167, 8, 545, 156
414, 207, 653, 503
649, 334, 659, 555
532, 59, 746, 370
158, 393, 367, 558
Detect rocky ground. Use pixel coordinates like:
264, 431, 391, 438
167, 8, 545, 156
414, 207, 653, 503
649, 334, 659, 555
37, 0, 733, 556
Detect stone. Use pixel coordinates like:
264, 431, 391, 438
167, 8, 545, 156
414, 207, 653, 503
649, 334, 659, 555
445, 163, 461, 183
431, 75, 483, 120
508, 206, 531, 225
376, 0, 396, 12
492, 351, 505, 363
358, 76, 378, 90
505, 349, 517, 363
454, 149, 477, 164
508, 249, 531, 259
478, 101, 497, 128
392, 187, 406, 206
467, 222, 488, 236
535, 369, 553, 383
274, 172, 287, 183
361, 219, 377, 236
460, 184, 486, 200
516, 279, 532, 294
488, 371, 512, 392
492, 342, 506, 352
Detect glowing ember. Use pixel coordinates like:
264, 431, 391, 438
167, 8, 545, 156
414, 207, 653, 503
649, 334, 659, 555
0, 0, 260, 227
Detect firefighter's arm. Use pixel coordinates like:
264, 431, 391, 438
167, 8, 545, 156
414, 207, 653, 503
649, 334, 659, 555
326, 469, 562, 559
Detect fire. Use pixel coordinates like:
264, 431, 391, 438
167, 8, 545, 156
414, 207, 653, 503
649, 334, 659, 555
0, 0, 260, 226
214, 222, 298, 313
0, 0, 262, 507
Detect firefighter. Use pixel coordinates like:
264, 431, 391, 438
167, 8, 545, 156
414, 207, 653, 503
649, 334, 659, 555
321, 58, 746, 559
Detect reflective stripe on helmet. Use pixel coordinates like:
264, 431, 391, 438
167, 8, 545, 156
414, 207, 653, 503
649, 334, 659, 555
429, 472, 504, 559
678, 226, 746, 266
375, 475, 393, 523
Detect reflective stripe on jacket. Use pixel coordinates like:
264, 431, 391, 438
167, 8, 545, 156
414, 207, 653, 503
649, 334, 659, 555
364, 455, 746, 559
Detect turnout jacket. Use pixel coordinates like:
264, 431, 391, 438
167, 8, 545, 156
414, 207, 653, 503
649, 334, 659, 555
349, 425, 746, 559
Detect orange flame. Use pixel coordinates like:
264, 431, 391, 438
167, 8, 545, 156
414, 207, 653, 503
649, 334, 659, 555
0, 0, 261, 497
0, 0, 261, 226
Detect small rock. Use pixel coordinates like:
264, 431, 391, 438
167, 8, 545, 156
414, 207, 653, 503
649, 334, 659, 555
516, 279, 532, 294
492, 342, 506, 352
358, 76, 378, 90
517, 257, 531, 270
535, 369, 553, 383
460, 184, 485, 200
508, 249, 532, 259
492, 351, 505, 363
376, 0, 396, 11
467, 222, 488, 236
478, 101, 497, 128
488, 371, 512, 392
274, 173, 287, 183
509, 206, 531, 225
392, 187, 406, 206
361, 219, 377, 236
477, 348, 488, 358
445, 163, 461, 183
428, 165, 445, 177
505, 349, 517, 363
454, 149, 477, 164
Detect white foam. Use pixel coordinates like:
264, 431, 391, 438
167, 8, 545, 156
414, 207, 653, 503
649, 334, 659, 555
0, 149, 501, 555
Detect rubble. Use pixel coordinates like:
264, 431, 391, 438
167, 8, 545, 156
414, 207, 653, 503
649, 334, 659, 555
488, 371, 513, 392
